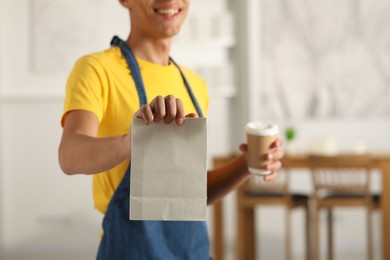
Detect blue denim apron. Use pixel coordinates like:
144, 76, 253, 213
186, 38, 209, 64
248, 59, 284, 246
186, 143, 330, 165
96, 36, 210, 260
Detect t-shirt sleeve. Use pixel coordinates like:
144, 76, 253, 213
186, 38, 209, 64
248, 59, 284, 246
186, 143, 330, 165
61, 55, 108, 127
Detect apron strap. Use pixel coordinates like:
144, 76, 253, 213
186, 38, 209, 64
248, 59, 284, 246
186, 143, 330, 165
111, 36, 147, 106
170, 58, 204, 118
111, 36, 204, 117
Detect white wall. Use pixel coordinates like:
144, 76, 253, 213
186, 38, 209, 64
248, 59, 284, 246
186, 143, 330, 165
0, 101, 103, 254
0, 1, 128, 256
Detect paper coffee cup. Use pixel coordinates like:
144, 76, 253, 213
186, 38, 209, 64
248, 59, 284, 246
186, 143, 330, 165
245, 122, 279, 175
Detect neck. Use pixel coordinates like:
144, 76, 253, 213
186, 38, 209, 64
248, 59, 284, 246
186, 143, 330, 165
127, 32, 172, 66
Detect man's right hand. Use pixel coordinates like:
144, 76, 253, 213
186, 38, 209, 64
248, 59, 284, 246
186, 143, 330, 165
134, 95, 196, 126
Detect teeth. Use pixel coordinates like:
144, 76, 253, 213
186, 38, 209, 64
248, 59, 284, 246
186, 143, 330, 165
156, 9, 179, 15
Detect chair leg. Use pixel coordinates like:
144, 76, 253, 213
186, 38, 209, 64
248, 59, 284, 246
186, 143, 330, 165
213, 201, 224, 260
304, 205, 311, 260
313, 207, 320, 260
245, 207, 256, 260
236, 205, 245, 260
367, 206, 373, 260
285, 207, 292, 260
327, 208, 333, 260
236, 205, 255, 260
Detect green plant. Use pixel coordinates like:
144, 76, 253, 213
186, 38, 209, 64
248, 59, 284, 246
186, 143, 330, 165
285, 126, 296, 142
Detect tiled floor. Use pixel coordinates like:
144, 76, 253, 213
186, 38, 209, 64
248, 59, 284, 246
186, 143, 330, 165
0, 253, 376, 260
1, 254, 95, 260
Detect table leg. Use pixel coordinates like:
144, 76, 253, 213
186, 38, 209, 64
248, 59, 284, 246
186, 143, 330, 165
213, 201, 224, 260
236, 204, 255, 260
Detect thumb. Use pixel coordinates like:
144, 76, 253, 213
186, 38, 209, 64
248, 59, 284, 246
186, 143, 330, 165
185, 113, 198, 118
239, 143, 248, 153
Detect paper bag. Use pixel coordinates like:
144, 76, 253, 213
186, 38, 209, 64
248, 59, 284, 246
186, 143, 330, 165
130, 118, 207, 221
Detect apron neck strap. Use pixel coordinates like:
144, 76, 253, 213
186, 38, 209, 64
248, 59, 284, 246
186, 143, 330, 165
111, 36, 204, 118
111, 36, 147, 106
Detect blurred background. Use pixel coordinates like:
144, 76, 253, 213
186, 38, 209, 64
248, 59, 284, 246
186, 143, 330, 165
1, 0, 390, 259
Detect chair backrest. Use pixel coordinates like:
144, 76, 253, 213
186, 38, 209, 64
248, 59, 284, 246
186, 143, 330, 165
308, 154, 372, 197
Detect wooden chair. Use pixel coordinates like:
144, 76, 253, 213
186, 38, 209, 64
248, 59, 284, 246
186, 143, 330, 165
308, 155, 380, 260
236, 158, 311, 260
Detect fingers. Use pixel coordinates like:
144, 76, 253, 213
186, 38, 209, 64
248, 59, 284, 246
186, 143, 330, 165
264, 171, 278, 182
135, 96, 165, 124
134, 95, 189, 125
175, 98, 185, 126
137, 104, 154, 124
164, 95, 177, 124
264, 148, 284, 162
239, 139, 284, 182
151, 96, 166, 123
264, 159, 282, 173
262, 147, 283, 182
270, 138, 283, 149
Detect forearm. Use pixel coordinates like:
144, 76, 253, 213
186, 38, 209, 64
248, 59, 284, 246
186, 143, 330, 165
207, 154, 250, 205
59, 133, 130, 175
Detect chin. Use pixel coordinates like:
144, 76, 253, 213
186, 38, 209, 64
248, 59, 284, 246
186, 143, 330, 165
157, 27, 181, 38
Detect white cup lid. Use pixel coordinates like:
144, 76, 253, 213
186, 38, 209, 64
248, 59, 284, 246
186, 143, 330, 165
245, 122, 279, 136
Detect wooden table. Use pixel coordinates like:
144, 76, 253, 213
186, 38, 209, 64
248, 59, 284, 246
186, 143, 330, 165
212, 153, 390, 260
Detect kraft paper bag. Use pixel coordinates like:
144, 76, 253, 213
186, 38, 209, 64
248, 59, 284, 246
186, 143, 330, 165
130, 118, 207, 221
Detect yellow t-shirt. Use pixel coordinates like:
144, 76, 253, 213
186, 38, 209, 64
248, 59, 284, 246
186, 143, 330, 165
62, 47, 209, 214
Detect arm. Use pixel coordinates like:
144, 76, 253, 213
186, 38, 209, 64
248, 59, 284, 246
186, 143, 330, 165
58, 95, 184, 175
58, 110, 131, 175
207, 140, 284, 205
207, 154, 249, 205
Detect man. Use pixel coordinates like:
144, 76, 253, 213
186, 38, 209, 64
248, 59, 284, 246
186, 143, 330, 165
58, 0, 284, 259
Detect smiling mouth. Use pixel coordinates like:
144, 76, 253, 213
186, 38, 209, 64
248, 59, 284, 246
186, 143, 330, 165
154, 8, 181, 16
